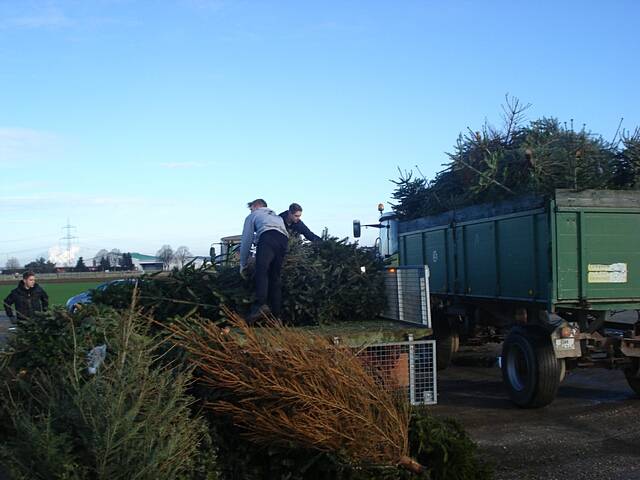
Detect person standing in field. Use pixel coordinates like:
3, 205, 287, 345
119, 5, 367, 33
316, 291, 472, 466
240, 198, 289, 322
279, 202, 321, 242
3, 271, 49, 322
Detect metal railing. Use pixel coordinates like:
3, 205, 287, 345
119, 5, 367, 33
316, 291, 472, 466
381, 266, 431, 327
356, 337, 437, 405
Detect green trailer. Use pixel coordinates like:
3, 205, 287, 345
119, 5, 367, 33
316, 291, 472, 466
399, 189, 640, 311
375, 190, 640, 407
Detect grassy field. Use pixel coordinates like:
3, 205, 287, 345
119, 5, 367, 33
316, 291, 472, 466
0, 281, 102, 307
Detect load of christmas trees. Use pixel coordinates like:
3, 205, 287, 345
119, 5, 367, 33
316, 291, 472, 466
391, 97, 640, 220
92, 236, 386, 327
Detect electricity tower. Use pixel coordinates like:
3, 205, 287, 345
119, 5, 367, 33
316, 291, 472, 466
60, 219, 78, 267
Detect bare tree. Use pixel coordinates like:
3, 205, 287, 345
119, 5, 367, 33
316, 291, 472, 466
109, 248, 122, 268
94, 249, 109, 267
5, 257, 20, 270
156, 245, 174, 270
174, 246, 192, 268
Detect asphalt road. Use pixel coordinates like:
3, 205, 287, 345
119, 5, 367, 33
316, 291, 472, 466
434, 349, 640, 480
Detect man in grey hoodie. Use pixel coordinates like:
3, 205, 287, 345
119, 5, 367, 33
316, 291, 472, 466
240, 198, 289, 322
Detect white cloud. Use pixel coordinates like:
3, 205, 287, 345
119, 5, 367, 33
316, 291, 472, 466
0, 193, 151, 210
0, 127, 60, 164
0, 219, 43, 226
0, 4, 137, 31
159, 161, 206, 169
48, 244, 81, 266
0, 180, 52, 192
183, 0, 227, 12
1, 5, 73, 29
9, 13, 72, 29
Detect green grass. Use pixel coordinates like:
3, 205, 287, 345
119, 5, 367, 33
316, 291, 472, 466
0, 282, 102, 307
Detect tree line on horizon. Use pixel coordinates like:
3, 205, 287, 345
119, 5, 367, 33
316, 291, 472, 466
3, 245, 194, 274
2, 254, 135, 275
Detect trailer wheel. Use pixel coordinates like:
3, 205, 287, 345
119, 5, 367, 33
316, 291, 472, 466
434, 316, 459, 371
624, 358, 640, 396
501, 328, 560, 408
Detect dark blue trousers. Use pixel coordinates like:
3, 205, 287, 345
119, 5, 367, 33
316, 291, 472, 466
254, 230, 288, 316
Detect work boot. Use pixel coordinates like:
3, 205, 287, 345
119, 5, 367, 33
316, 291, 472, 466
247, 304, 272, 325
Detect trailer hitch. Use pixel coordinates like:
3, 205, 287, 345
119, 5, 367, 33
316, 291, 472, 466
620, 337, 640, 361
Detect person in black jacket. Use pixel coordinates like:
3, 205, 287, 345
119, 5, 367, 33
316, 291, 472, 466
3, 271, 49, 322
279, 203, 321, 242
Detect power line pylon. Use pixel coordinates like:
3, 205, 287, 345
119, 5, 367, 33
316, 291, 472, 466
61, 219, 78, 267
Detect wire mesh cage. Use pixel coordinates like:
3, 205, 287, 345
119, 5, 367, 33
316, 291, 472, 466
382, 266, 431, 327
356, 338, 437, 405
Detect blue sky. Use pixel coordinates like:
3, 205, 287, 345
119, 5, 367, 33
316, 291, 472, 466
1, 0, 639, 265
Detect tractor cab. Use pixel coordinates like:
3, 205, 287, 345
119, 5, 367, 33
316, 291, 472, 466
353, 203, 399, 261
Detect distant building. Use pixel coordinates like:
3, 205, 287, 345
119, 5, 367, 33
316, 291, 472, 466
130, 253, 164, 272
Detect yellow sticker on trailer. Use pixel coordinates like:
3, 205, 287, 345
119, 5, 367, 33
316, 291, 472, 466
587, 263, 627, 283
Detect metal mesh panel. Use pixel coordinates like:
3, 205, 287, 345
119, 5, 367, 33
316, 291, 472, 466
382, 266, 431, 327
356, 339, 437, 405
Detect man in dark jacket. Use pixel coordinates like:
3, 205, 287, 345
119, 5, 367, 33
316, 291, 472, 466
279, 203, 321, 242
3, 271, 49, 321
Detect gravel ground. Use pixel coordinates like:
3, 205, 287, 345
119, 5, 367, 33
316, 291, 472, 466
433, 348, 640, 480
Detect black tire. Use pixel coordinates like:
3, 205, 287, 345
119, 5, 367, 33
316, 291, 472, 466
624, 358, 640, 396
434, 315, 458, 371
501, 328, 560, 408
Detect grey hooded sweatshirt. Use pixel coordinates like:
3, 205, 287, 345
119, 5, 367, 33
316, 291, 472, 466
240, 207, 288, 268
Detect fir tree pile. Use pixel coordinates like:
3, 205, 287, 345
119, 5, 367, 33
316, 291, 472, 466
91, 236, 386, 327
391, 97, 640, 220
